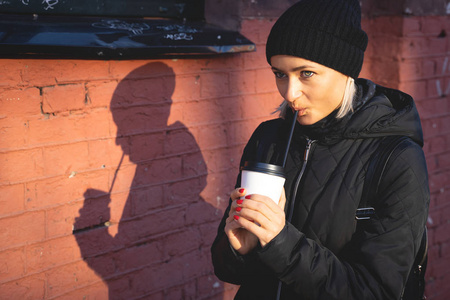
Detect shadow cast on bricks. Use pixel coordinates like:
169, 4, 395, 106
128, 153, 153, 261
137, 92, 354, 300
73, 62, 221, 299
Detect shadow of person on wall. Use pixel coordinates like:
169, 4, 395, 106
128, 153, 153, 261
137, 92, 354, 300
74, 62, 221, 299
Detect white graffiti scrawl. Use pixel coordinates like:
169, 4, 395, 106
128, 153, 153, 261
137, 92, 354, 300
42, 0, 58, 10
436, 57, 450, 97
164, 33, 193, 41
92, 20, 150, 35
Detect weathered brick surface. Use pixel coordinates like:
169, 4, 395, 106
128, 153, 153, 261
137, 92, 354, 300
0, 14, 448, 300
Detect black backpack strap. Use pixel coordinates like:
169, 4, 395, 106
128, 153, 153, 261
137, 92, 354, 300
357, 135, 410, 219
357, 135, 428, 300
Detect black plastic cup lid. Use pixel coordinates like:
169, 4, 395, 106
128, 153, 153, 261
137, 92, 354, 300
240, 161, 285, 178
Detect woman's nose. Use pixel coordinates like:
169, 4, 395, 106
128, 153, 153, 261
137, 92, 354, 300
284, 79, 302, 103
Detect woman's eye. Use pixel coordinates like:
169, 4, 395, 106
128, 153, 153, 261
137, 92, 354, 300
273, 72, 286, 79
301, 71, 314, 78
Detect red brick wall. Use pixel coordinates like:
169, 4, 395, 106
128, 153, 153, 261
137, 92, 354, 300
0, 15, 448, 300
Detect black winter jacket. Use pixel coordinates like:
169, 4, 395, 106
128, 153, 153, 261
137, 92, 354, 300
211, 79, 430, 300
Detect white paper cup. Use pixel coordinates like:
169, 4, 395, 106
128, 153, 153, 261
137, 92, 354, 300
240, 162, 286, 204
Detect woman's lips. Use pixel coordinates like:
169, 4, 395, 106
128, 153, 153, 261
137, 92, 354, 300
292, 107, 306, 116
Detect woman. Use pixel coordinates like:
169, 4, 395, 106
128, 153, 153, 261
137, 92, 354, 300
211, 0, 430, 299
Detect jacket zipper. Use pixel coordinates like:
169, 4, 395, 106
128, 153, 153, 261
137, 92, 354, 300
277, 138, 316, 300
287, 138, 315, 222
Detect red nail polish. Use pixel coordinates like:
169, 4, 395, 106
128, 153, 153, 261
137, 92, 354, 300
236, 207, 242, 212
233, 215, 240, 220
239, 188, 245, 193
236, 199, 243, 204
245, 195, 251, 199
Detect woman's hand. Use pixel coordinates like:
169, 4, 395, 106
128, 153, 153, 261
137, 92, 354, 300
225, 187, 287, 254
224, 188, 259, 255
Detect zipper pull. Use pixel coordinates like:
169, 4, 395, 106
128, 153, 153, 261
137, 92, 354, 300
304, 139, 314, 161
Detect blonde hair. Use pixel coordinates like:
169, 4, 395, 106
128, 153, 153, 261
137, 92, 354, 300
275, 77, 357, 119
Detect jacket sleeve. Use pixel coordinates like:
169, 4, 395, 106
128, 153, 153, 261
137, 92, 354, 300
256, 141, 430, 300
210, 119, 289, 284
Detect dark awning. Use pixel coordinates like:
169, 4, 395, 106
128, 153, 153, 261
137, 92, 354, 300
0, 14, 256, 59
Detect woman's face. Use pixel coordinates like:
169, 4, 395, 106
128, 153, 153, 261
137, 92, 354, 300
270, 55, 348, 125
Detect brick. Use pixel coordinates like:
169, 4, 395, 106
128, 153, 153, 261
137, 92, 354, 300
42, 84, 86, 114
0, 211, 45, 249
0, 87, 41, 118
398, 80, 427, 101
70, 191, 125, 237
255, 67, 278, 94
399, 59, 422, 81
109, 61, 175, 81
107, 163, 135, 194
428, 171, 450, 195
182, 100, 221, 126
0, 148, 44, 184
27, 109, 112, 146
111, 77, 170, 108
49, 281, 108, 300
0, 117, 30, 150
228, 69, 257, 96
172, 75, 201, 102
0, 247, 26, 282
166, 102, 184, 125
185, 201, 221, 226
181, 248, 212, 280
244, 48, 271, 70
85, 80, 118, 108
108, 275, 151, 300
129, 185, 164, 217
200, 72, 230, 99
400, 37, 427, 59
422, 16, 447, 36
42, 142, 90, 177
132, 156, 183, 186
0, 184, 25, 216
422, 58, 438, 79
415, 97, 448, 119
0, 60, 28, 88
115, 241, 164, 273
162, 228, 201, 257
130, 259, 184, 295
437, 151, 450, 169
241, 19, 275, 45
25, 170, 109, 210
112, 104, 171, 137
429, 134, 448, 154
87, 138, 127, 171
73, 224, 120, 259
46, 201, 82, 238
182, 151, 208, 179
427, 36, 448, 56
46, 260, 103, 298
402, 16, 423, 37
0, 273, 46, 300
164, 177, 208, 206
128, 132, 165, 162
370, 16, 404, 37
21, 60, 110, 86
120, 206, 186, 242
26, 235, 81, 274
197, 124, 228, 150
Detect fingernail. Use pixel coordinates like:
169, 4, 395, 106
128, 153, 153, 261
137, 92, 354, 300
239, 188, 245, 193
235, 207, 242, 212
245, 195, 251, 199
233, 215, 240, 220
236, 199, 243, 204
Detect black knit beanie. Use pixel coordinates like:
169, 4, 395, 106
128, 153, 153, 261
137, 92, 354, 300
266, 0, 368, 79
